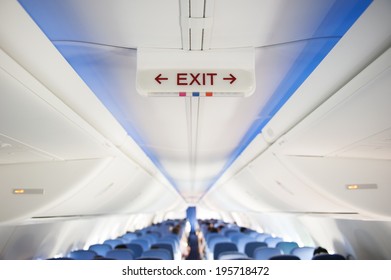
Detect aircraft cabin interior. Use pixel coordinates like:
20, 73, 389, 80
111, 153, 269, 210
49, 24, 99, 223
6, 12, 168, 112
0, 0, 391, 260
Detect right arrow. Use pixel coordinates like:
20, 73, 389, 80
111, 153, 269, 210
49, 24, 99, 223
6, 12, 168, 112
223, 74, 236, 84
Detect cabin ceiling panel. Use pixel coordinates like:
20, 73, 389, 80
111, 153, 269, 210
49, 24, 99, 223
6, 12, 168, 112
0, 134, 53, 164
334, 128, 391, 160
204, 168, 289, 213
211, 0, 335, 48
279, 49, 391, 160
42, 157, 141, 216
16, 0, 372, 202
16, 0, 182, 49
282, 156, 391, 218
0, 158, 110, 223
246, 151, 355, 213
0, 61, 111, 161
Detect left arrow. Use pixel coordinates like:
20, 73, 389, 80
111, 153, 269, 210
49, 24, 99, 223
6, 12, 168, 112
155, 74, 168, 84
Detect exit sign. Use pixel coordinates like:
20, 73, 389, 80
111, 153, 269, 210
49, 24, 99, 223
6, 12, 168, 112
136, 48, 255, 97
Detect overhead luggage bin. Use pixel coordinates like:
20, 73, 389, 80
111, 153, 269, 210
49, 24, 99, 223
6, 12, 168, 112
136, 48, 256, 97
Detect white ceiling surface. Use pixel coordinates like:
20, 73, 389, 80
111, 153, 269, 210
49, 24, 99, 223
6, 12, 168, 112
51, 42, 305, 198
1, 0, 390, 223
0, 0, 185, 223
203, 14, 391, 220
16, 0, 335, 48
24, 0, 350, 201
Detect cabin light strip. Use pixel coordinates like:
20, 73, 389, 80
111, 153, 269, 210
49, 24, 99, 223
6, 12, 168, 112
13, 188, 45, 195
346, 184, 378, 190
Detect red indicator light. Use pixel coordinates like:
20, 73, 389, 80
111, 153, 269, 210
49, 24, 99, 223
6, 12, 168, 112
206, 92, 213, 97
179, 92, 186, 97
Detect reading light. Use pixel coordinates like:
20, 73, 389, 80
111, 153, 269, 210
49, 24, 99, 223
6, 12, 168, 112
346, 184, 378, 190
12, 188, 44, 195
13, 189, 25, 194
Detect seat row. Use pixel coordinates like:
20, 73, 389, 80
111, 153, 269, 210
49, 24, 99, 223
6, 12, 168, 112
50, 219, 184, 260
199, 219, 345, 260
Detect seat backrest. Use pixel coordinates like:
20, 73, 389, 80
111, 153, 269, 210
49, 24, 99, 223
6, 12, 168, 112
229, 233, 246, 243
223, 229, 240, 237
205, 232, 222, 243
235, 236, 256, 253
131, 239, 150, 251
103, 239, 124, 249
125, 243, 143, 258
244, 241, 268, 258
106, 249, 134, 260
208, 236, 230, 252
159, 236, 179, 250
312, 254, 345, 260
68, 249, 97, 260
151, 243, 174, 260
264, 237, 283, 247
141, 248, 172, 260
291, 247, 315, 260
269, 254, 300, 260
121, 232, 138, 243
255, 233, 272, 242
88, 244, 112, 257
147, 231, 162, 239
276, 241, 299, 255
214, 242, 238, 260
218, 251, 250, 260
141, 234, 158, 245
253, 247, 283, 260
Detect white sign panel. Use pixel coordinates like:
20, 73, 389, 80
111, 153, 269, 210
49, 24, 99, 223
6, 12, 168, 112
136, 48, 255, 97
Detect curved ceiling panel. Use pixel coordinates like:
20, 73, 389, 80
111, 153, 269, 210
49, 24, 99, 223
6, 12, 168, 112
18, 0, 372, 201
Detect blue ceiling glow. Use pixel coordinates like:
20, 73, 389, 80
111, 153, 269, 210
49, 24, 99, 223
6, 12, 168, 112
52, 43, 179, 190
207, 0, 372, 191
53, 44, 143, 142
16, 0, 181, 191
17, 0, 86, 41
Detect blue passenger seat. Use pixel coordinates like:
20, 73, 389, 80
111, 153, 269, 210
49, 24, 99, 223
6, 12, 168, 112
253, 247, 283, 260
151, 243, 174, 260
218, 251, 250, 260
269, 254, 300, 260
312, 254, 345, 260
291, 247, 315, 260
214, 242, 238, 260
264, 237, 283, 247
208, 236, 230, 252
235, 236, 256, 253
244, 241, 268, 258
68, 249, 97, 260
255, 233, 272, 242
88, 244, 112, 257
276, 241, 299, 254
103, 239, 124, 249
125, 243, 143, 258
130, 238, 150, 251
141, 248, 172, 260
121, 232, 138, 243
106, 249, 134, 260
